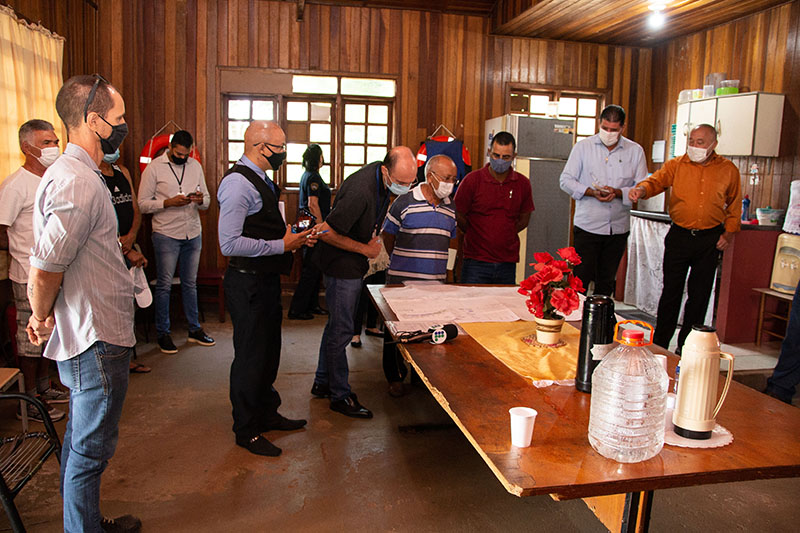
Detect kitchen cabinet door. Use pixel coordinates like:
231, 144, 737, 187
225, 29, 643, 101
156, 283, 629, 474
689, 99, 717, 131
673, 102, 690, 158
716, 94, 757, 156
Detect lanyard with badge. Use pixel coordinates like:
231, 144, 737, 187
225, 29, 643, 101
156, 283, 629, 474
374, 165, 390, 236
167, 160, 187, 193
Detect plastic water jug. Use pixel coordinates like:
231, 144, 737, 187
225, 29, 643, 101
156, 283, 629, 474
588, 321, 668, 463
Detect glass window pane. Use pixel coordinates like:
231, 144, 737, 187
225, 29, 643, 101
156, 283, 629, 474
287, 101, 308, 121
345, 104, 366, 123
576, 136, 589, 144
286, 164, 304, 183
341, 77, 396, 97
344, 165, 362, 179
292, 75, 338, 94
368, 105, 388, 124
228, 100, 250, 120
510, 94, 529, 113
578, 98, 597, 117
344, 125, 365, 144
310, 102, 332, 122
310, 123, 331, 143
366, 146, 386, 163
286, 143, 305, 163
320, 144, 331, 164
228, 142, 244, 162
252, 101, 274, 120
228, 121, 249, 141
319, 165, 331, 184
344, 145, 365, 165
558, 97, 577, 116
367, 125, 388, 145
530, 95, 551, 115
577, 117, 596, 136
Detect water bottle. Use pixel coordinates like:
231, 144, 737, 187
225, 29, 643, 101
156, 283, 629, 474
588, 320, 668, 463
576, 295, 616, 393
742, 195, 750, 221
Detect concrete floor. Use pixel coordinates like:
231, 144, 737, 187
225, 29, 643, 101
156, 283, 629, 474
2, 299, 799, 532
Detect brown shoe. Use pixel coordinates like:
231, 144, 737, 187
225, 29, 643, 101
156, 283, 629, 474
388, 382, 405, 398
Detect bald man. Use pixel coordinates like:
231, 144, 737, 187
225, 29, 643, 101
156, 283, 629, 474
310, 146, 417, 418
218, 121, 317, 456
629, 124, 741, 353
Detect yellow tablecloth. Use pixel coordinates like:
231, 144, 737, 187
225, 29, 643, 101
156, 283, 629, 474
460, 321, 580, 383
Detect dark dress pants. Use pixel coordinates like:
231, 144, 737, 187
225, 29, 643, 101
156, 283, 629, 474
354, 270, 386, 334
653, 225, 723, 353
289, 247, 323, 315
225, 268, 283, 439
572, 226, 629, 296
766, 283, 800, 402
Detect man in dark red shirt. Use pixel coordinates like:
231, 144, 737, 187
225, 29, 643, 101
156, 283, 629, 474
454, 131, 535, 284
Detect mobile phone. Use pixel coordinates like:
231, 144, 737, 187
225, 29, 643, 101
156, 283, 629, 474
292, 218, 312, 233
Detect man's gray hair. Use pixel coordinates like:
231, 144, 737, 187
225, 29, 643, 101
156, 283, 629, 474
18, 119, 55, 148
424, 154, 455, 181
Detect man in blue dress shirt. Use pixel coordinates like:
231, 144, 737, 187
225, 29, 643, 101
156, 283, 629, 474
218, 121, 316, 456
559, 105, 648, 296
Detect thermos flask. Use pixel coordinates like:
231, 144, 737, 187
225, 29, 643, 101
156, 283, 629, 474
576, 295, 616, 393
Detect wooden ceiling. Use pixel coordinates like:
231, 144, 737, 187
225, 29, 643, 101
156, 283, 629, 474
303, 0, 794, 46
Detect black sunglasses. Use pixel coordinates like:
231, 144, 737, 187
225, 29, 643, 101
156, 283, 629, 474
83, 73, 110, 122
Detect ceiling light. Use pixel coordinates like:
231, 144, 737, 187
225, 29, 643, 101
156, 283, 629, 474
649, 3, 667, 11
648, 12, 665, 29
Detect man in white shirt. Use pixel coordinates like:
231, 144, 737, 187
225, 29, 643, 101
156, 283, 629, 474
0, 119, 68, 422
138, 130, 214, 353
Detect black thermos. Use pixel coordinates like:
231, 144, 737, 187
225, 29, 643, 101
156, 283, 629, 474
576, 295, 616, 393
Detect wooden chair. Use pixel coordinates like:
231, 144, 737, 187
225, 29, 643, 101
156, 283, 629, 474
0, 394, 61, 533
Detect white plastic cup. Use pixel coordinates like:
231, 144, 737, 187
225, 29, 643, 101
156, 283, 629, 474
509, 407, 538, 448
654, 354, 668, 372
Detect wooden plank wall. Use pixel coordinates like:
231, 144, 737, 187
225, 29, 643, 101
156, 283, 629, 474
648, 1, 799, 211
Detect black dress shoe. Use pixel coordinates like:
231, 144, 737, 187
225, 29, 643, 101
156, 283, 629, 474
311, 382, 331, 398
311, 306, 329, 315
364, 328, 383, 337
288, 311, 314, 320
262, 415, 307, 432
236, 434, 282, 456
330, 393, 373, 419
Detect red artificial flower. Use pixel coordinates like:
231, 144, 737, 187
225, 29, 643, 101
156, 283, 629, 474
558, 247, 582, 265
526, 290, 544, 318
535, 264, 564, 284
533, 252, 554, 264
519, 275, 542, 294
550, 288, 580, 316
551, 260, 570, 272
568, 274, 585, 293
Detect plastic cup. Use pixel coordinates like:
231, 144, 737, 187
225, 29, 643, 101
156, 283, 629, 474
509, 407, 538, 448
654, 354, 668, 372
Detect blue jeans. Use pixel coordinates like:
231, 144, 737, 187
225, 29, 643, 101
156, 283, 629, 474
766, 283, 800, 402
460, 258, 517, 285
315, 275, 362, 401
152, 232, 202, 336
57, 342, 131, 533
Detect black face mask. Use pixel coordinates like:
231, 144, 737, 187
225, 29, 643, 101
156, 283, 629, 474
96, 116, 128, 155
262, 146, 286, 170
171, 153, 188, 166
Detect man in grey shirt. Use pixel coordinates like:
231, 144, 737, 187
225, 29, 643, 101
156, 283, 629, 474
27, 75, 142, 533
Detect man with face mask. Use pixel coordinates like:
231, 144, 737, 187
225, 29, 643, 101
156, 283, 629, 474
454, 131, 535, 284
629, 124, 741, 353
0, 119, 69, 422
26, 75, 141, 532
310, 146, 417, 418
138, 130, 214, 354
559, 105, 648, 296
218, 121, 316, 456
378, 154, 459, 396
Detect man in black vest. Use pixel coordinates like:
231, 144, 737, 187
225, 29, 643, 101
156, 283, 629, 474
218, 121, 317, 456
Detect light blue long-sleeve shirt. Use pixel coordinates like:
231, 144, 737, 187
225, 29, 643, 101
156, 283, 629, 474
559, 134, 648, 235
217, 155, 285, 257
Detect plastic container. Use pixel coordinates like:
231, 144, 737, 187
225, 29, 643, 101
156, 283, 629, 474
716, 80, 740, 95
588, 321, 668, 463
756, 207, 785, 226
678, 89, 692, 103
742, 195, 750, 221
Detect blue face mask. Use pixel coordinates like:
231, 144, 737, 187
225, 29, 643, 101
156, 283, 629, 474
489, 156, 513, 174
103, 149, 120, 164
388, 181, 411, 196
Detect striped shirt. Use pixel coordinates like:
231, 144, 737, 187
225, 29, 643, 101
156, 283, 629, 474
382, 185, 457, 282
30, 143, 135, 361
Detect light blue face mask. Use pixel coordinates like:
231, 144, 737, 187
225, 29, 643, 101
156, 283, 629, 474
489, 156, 512, 174
388, 181, 411, 196
103, 149, 120, 164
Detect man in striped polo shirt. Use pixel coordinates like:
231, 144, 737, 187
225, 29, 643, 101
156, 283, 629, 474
379, 154, 458, 396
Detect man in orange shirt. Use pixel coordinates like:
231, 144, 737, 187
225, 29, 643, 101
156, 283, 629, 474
629, 124, 741, 353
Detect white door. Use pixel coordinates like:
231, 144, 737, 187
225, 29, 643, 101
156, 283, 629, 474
689, 99, 717, 133
716, 94, 757, 156
673, 102, 690, 158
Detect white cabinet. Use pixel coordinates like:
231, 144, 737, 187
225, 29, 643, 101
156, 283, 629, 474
672, 92, 785, 158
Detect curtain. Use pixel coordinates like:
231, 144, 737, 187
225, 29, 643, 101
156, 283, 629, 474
0, 5, 65, 185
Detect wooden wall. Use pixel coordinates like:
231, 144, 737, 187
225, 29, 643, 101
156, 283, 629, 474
648, 1, 800, 211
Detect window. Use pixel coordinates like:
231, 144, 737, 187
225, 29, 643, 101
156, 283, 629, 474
509, 90, 604, 144
223, 75, 395, 189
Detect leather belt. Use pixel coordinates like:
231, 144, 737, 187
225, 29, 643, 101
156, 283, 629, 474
228, 267, 261, 275
671, 223, 723, 237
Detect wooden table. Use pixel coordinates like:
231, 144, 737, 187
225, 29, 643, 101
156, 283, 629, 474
369, 285, 800, 532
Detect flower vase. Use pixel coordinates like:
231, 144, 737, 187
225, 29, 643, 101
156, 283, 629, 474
534, 316, 565, 345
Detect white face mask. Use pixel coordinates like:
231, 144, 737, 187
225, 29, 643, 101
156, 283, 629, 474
598, 129, 620, 147
433, 180, 454, 199
687, 145, 710, 163
36, 146, 60, 168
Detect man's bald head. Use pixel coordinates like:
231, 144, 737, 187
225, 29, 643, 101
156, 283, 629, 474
244, 121, 286, 171
691, 124, 717, 142
688, 123, 718, 156
381, 146, 417, 188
